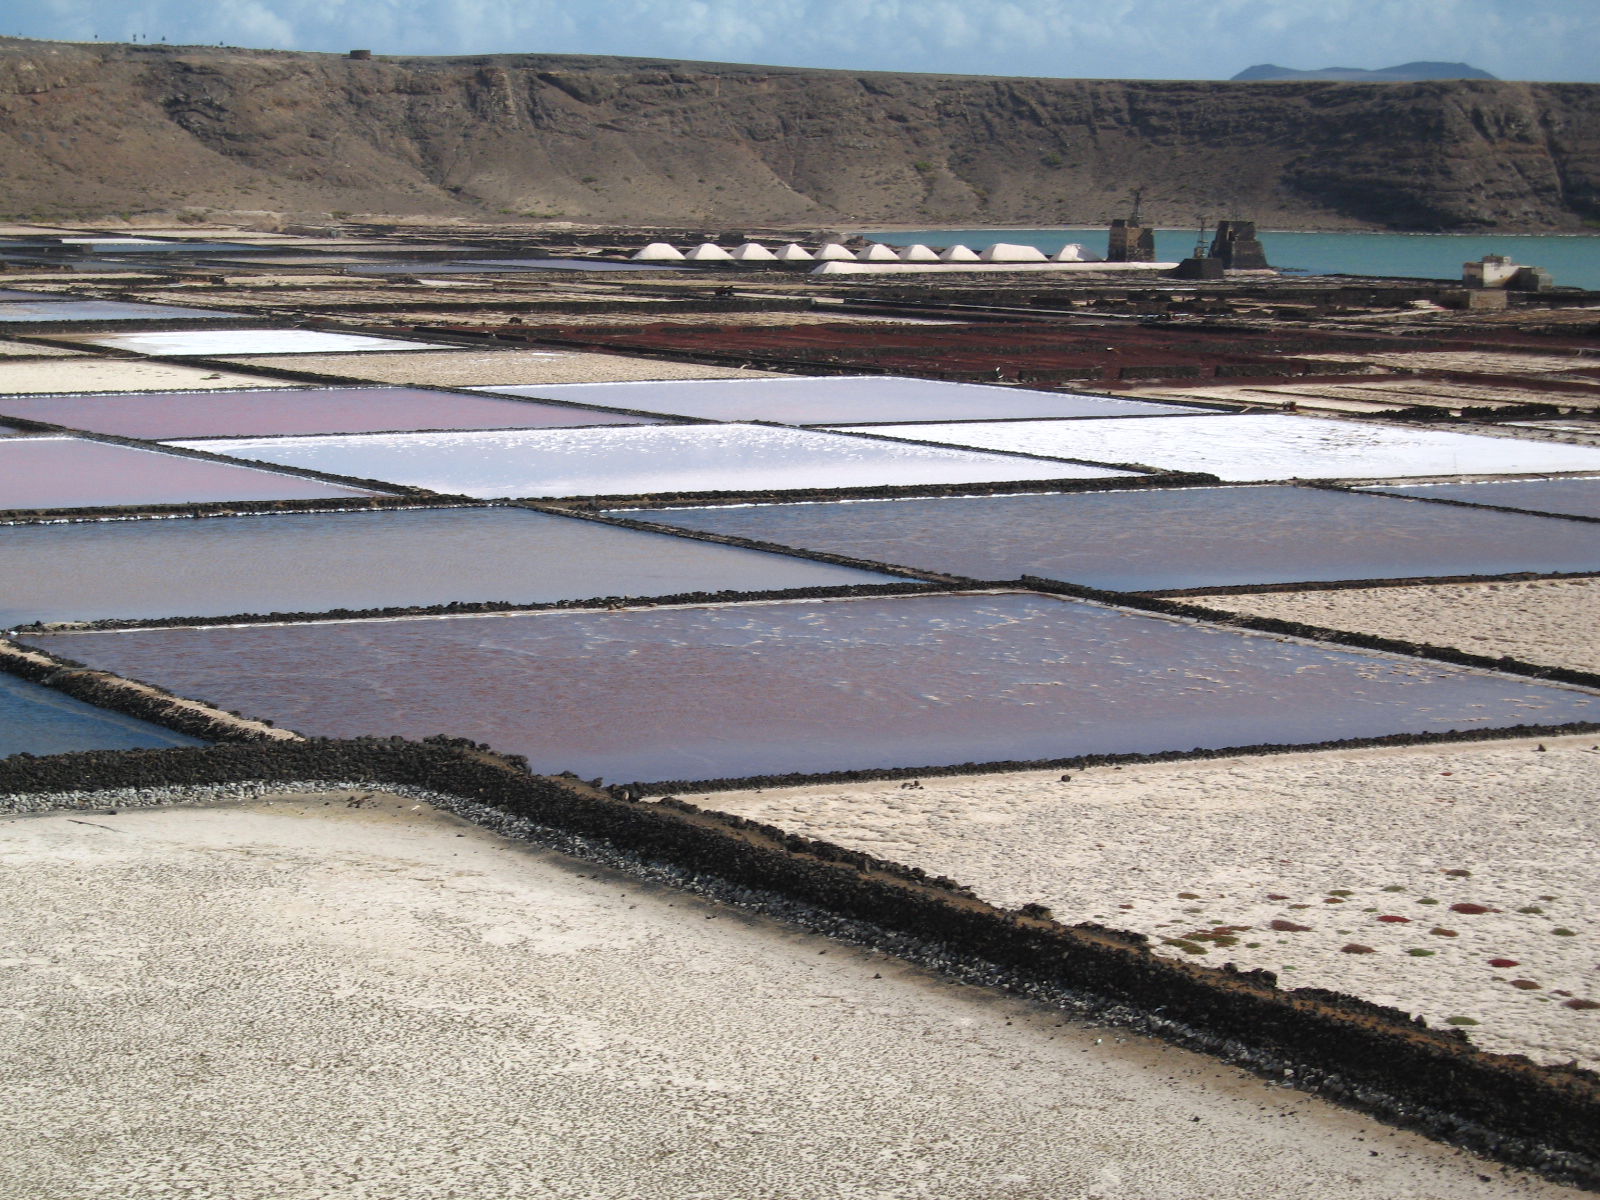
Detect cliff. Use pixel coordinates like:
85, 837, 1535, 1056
1, 38, 1597, 231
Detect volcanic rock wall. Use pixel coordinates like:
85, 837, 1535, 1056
1, 38, 1597, 230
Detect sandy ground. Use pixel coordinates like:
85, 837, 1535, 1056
0, 359, 295, 394
693, 736, 1600, 1071
0, 792, 1571, 1200
216, 349, 783, 387
0, 339, 82, 358
1204, 577, 1600, 673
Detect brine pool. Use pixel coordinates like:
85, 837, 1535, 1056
0, 438, 381, 511
24, 592, 1596, 785
0, 673, 202, 757
614, 486, 1600, 592
0, 506, 895, 627
0, 386, 663, 440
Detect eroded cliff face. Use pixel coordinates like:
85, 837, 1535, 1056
1, 39, 1596, 230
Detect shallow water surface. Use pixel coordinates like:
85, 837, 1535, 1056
1366, 478, 1600, 521
27, 592, 1596, 783
615, 486, 1600, 591
475, 376, 1195, 424
845, 415, 1600, 480
0, 506, 893, 626
0, 438, 380, 511
0, 674, 202, 757
175, 425, 1132, 498
0, 387, 660, 439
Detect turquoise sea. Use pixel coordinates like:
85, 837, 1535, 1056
861, 228, 1600, 291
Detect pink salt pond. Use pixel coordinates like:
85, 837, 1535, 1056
0, 387, 662, 440
0, 437, 382, 511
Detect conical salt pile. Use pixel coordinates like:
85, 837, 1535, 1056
731, 242, 777, 261
938, 244, 980, 262
814, 244, 857, 261
684, 243, 735, 261
632, 242, 686, 261
899, 244, 940, 262
773, 243, 815, 261
980, 243, 1048, 262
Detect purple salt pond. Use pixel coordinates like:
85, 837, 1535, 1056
0, 387, 661, 439
0, 437, 381, 511
25, 591, 1597, 785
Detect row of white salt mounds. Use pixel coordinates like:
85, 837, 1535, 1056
632, 242, 835, 262
631, 241, 1099, 264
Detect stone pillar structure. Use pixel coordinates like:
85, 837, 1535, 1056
1208, 221, 1269, 269
1107, 219, 1156, 263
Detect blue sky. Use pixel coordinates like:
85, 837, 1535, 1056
11, 0, 1598, 81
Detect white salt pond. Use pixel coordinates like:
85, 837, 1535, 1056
78, 329, 456, 356
474, 375, 1198, 424
0, 299, 227, 323
843, 414, 1600, 481
0, 794, 1564, 1199
173, 425, 1132, 499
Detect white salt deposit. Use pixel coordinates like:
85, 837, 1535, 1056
80, 329, 455, 357
860, 244, 902, 262
980, 243, 1049, 262
684, 243, 734, 262
898, 243, 941, 262
631, 242, 686, 261
730, 242, 777, 261
773, 243, 815, 261
842, 413, 1600, 481
939, 245, 981, 262
176, 425, 1130, 498
814, 243, 857, 261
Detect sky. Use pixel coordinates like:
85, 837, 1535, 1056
9, 0, 1599, 82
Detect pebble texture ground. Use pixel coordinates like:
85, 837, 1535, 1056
0, 793, 1571, 1200
695, 737, 1600, 1071
1205, 578, 1600, 673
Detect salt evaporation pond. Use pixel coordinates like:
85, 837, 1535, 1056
172, 426, 1133, 499
473, 376, 1196, 424
0, 438, 380, 511
0, 507, 894, 627
27, 592, 1598, 784
616, 486, 1600, 591
0, 300, 226, 323
1365, 478, 1600, 521
0, 673, 202, 757
349, 258, 681, 274
79, 330, 455, 357
843, 414, 1600, 481
0, 387, 662, 439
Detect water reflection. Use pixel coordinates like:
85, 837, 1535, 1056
0, 674, 203, 756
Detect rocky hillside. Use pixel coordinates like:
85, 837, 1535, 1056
1, 38, 1597, 231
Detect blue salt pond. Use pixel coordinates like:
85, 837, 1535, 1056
1364, 478, 1600, 521
473, 376, 1196, 425
172, 425, 1133, 499
614, 486, 1600, 591
0, 506, 894, 627
24, 592, 1595, 783
0, 673, 202, 757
